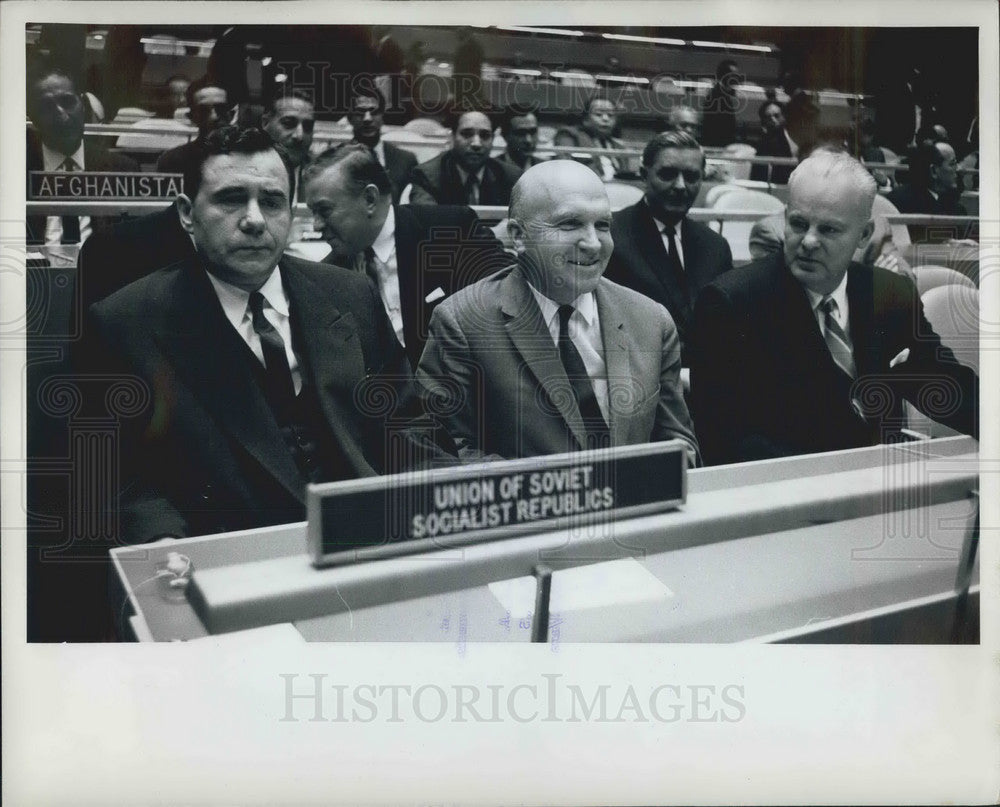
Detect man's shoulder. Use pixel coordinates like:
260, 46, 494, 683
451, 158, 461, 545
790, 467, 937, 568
435, 264, 516, 317
683, 215, 727, 244
612, 200, 646, 230
91, 259, 189, 320
487, 156, 522, 184
413, 151, 446, 175
384, 141, 417, 164
85, 142, 140, 172
705, 253, 786, 300
598, 275, 669, 317
281, 253, 371, 294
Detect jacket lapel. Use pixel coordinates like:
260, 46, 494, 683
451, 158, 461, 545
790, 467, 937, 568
155, 261, 305, 502
281, 261, 377, 476
500, 268, 588, 449
392, 205, 421, 353
846, 263, 878, 377
594, 281, 630, 446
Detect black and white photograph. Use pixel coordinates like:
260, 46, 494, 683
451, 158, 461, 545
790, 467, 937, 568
3, 1, 998, 804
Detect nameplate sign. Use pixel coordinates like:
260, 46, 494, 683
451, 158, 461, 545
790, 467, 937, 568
308, 441, 687, 567
29, 171, 183, 200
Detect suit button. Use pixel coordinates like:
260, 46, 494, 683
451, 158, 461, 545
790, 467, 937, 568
201, 484, 213, 501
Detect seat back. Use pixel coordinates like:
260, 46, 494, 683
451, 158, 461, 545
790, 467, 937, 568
710, 189, 786, 262
603, 181, 644, 210
913, 264, 977, 296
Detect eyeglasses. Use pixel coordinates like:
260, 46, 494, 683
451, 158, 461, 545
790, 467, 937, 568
654, 167, 703, 184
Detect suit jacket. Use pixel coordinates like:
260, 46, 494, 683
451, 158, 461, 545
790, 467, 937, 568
323, 204, 510, 368
81, 254, 449, 543
26, 134, 141, 245
381, 141, 418, 204
750, 130, 794, 184
416, 264, 699, 462
886, 183, 973, 243
553, 126, 639, 178
72, 203, 195, 335
408, 151, 521, 206
690, 254, 979, 466
155, 138, 201, 175
605, 201, 734, 365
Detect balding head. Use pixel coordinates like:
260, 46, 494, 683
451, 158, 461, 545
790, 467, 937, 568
508, 161, 614, 304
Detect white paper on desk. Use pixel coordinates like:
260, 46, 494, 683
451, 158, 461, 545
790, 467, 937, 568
488, 557, 673, 615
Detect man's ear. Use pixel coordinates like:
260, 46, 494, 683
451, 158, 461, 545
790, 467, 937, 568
506, 218, 526, 253
176, 194, 195, 234
362, 183, 381, 213
857, 217, 875, 250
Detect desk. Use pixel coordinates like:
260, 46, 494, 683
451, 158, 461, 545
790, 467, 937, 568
112, 436, 979, 644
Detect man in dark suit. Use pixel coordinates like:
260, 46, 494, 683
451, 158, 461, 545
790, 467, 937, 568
262, 88, 315, 194
749, 99, 797, 185
691, 150, 978, 466
80, 127, 450, 544
496, 104, 543, 172
887, 139, 972, 243
417, 160, 699, 463
605, 130, 734, 372
302, 143, 509, 368
346, 86, 417, 204
26, 61, 140, 250
409, 108, 521, 206
155, 76, 231, 175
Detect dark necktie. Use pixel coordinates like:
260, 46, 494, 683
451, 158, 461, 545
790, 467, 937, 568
663, 225, 690, 317
557, 304, 610, 446
60, 158, 81, 244
464, 172, 480, 205
357, 246, 381, 287
249, 291, 296, 408
820, 297, 856, 379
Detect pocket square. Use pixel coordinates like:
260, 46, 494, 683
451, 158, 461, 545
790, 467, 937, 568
889, 348, 910, 368
425, 287, 446, 304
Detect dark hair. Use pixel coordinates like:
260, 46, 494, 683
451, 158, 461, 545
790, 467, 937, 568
185, 74, 226, 112
348, 84, 387, 115
499, 103, 539, 136
716, 60, 739, 80
443, 104, 496, 134
583, 93, 616, 116
183, 125, 296, 203
300, 142, 393, 197
758, 99, 784, 123
26, 57, 77, 116
642, 129, 705, 168
266, 86, 314, 115
907, 139, 948, 187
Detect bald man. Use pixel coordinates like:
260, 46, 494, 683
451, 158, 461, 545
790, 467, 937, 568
691, 150, 978, 465
416, 161, 698, 462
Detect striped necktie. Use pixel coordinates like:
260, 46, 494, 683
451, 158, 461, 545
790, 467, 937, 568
820, 296, 856, 379
557, 304, 610, 447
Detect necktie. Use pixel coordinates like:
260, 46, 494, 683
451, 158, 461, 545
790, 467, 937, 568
463, 172, 479, 205
357, 246, 381, 287
820, 297, 856, 379
249, 291, 296, 408
557, 304, 610, 446
664, 225, 690, 317
60, 158, 81, 244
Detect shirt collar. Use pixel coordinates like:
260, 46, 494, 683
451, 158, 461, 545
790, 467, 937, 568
644, 198, 683, 237
370, 204, 396, 264
42, 141, 85, 171
525, 281, 598, 329
372, 140, 385, 164
455, 163, 485, 186
804, 269, 850, 315
206, 264, 286, 331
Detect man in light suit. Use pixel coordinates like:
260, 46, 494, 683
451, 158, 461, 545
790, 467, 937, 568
303, 143, 510, 368
691, 150, 978, 466
346, 86, 418, 204
605, 130, 734, 372
416, 160, 699, 463
80, 127, 450, 544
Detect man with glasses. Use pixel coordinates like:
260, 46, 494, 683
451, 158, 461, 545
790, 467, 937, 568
346, 86, 417, 204
408, 107, 521, 206
605, 130, 733, 376
156, 75, 233, 175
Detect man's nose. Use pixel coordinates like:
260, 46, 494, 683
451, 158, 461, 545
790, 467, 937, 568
802, 228, 820, 249
362, 110, 374, 122
241, 199, 266, 231
578, 224, 602, 250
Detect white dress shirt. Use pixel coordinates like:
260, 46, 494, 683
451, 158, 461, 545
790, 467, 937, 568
526, 284, 610, 422
42, 141, 92, 252
207, 266, 303, 395
654, 215, 686, 269
365, 206, 405, 347
804, 271, 851, 343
